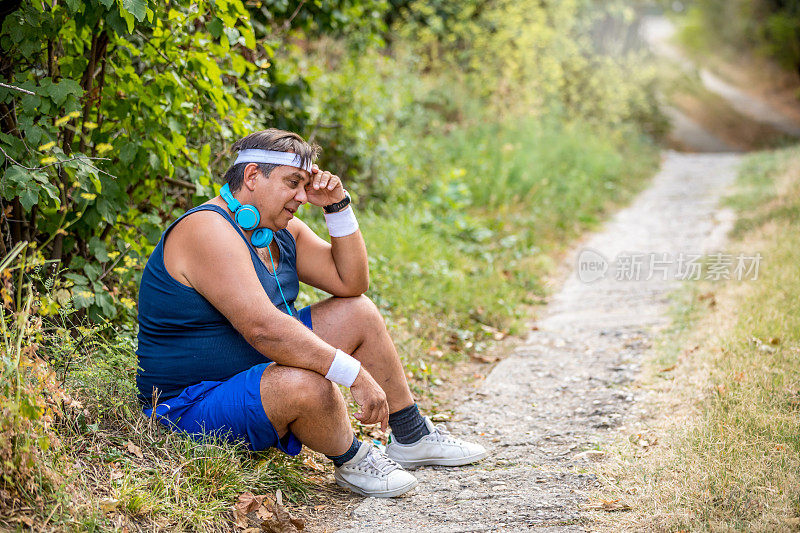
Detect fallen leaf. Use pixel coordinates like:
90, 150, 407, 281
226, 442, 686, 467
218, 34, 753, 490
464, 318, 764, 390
629, 433, 658, 447
768, 337, 781, 345
659, 364, 677, 373
470, 354, 500, 363
236, 492, 265, 515
698, 292, 716, 307
260, 489, 305, 532
586, 498, 631, 512
256, 506, 274, 521
124, 441, 143, 459
572, 450, 605, 461
232, 507, 249, 530
301, 455, 325, 472
99, 498, 119, 513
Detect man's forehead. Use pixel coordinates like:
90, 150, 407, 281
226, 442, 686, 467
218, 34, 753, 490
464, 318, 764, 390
291, 169, 311, 182
276, 166, 311, 182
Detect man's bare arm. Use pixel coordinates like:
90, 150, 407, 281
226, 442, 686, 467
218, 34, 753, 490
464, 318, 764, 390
292, 217, 369, 296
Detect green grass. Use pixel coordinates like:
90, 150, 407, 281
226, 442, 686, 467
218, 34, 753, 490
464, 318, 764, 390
0, 268, 318, 531
595, 145, 800, 531
299, 117, 658, 389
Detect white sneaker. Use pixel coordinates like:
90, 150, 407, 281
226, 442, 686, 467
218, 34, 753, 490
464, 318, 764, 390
334, 441, 418, 498
386, 417, 488, 469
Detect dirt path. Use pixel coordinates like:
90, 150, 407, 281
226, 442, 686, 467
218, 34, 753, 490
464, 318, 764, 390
325, 151, 740, 531
641, 16, 800, 138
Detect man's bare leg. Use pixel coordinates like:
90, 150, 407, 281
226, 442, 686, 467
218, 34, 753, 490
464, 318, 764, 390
307, 295, 488, 469
308, 295, 414, 413
259, 362, 419, 497
259, 364, 353, 456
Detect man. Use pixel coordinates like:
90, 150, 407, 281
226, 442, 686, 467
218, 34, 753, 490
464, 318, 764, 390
136, 129, 487, 498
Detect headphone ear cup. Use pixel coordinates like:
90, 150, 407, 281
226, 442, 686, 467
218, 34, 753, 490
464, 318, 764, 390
235, 205, 260, 230
250, 228, 274, 248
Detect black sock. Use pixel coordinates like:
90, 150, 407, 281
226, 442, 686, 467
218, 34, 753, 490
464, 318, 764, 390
389, 403, 430, 444
326, 434, 362, 467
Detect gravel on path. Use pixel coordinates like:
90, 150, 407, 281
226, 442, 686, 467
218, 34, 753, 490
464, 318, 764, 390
330, 152, 741, 532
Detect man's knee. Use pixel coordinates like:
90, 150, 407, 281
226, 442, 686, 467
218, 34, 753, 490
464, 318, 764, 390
261, 364, 343, 411
346, 294, 383, 326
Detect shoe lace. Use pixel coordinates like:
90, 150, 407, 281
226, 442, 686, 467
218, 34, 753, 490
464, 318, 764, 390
358, 446, 400, 477
429, 423, 459, 444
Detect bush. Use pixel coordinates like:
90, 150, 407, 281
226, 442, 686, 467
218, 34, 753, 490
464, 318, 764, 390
677, 0, 800, 75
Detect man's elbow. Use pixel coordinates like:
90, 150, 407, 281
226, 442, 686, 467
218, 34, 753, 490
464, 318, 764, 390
244, 321, 282, 351
355, 275, 369, 295
340, 276, 369, 297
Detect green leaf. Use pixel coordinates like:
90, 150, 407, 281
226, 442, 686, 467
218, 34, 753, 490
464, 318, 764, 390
89, 237, 109, 262
119, 142, 138, 164
105, 10, 129, 35
83, 263, 102, 281
3, 165, 31, 187
121, 0, 147, 22
118, 6, 135, 33
72, 289, 94, 309
40, 182, 61, 207
97, 197, 116, 223
241, 26, 255, 49
95, 292, 117, 318
46, 79, 83, 106
207, 17, 223, 39
99, 0, 114, 8
19, 186, 38, 211
63, 273, 88, 286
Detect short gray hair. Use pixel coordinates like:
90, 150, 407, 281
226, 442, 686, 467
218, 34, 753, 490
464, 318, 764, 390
223, 129, 320, 192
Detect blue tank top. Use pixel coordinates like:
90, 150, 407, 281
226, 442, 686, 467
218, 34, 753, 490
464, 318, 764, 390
136, 204, 300, 403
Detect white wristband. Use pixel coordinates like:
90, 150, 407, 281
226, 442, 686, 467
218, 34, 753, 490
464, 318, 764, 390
325, 349, 361, 387
324, 205, 359, 238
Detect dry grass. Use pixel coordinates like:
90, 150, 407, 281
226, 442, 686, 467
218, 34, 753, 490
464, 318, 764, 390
589, 147, 800, 532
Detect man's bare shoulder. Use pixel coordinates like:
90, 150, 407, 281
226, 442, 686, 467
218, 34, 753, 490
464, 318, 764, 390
286, 217, 315, 241
169, 204, 240, 242
164, 204, 250, 284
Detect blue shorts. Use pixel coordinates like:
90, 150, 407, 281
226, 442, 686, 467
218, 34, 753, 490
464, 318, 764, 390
142, 305, 313, 454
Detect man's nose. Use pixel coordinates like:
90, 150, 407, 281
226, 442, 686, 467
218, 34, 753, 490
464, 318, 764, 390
296, 186, 308, 204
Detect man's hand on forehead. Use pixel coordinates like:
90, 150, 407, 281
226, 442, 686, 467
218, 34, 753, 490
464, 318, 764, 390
310, 164, 340, 191
307, 164, 345, 207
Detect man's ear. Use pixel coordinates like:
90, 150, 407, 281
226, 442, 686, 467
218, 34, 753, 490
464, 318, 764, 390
242, 163, 261, 192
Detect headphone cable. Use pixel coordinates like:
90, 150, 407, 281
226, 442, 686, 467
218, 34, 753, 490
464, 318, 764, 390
266, 244, 293, 317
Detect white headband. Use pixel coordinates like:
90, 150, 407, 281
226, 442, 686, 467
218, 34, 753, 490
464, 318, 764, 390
233, 149, 312, 172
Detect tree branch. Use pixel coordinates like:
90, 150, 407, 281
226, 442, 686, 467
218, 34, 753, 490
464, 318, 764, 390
0, 144, 112, 174
0, 82, 35, 95
165, 176, 197, 190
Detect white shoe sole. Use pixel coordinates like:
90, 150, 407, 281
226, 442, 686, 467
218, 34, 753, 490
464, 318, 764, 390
389, 449, 489, 469
334, 476, 418, 498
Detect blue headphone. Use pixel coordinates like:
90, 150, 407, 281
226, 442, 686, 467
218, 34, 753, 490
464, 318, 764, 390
219, 182, 293, 316
220, 183, 273, 248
